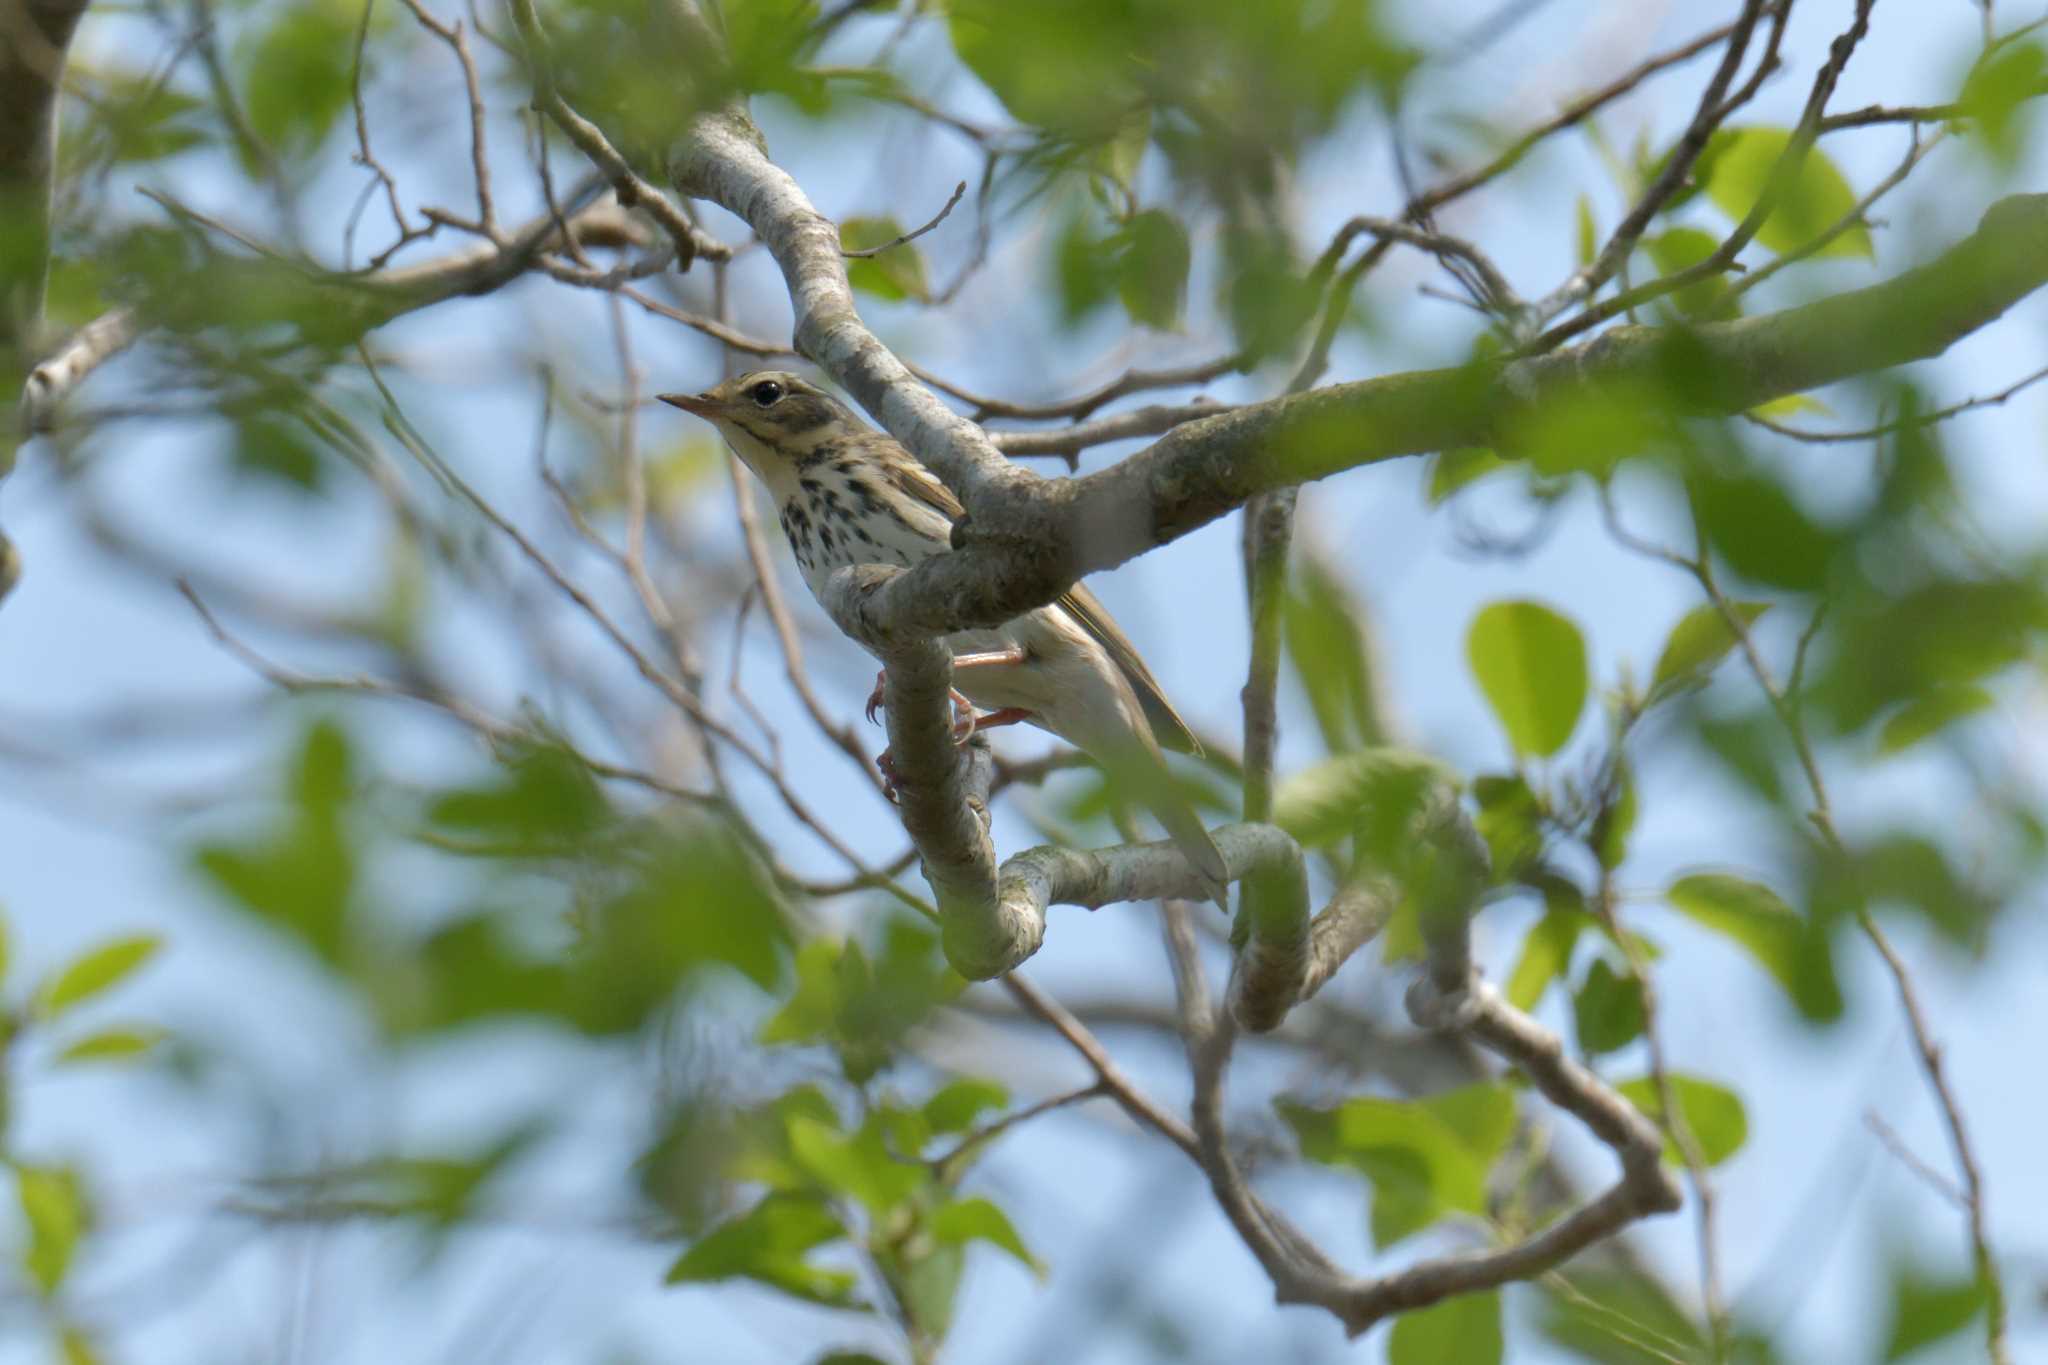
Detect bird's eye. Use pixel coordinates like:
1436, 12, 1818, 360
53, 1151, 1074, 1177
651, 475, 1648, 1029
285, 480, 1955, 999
748, 379, 784, 407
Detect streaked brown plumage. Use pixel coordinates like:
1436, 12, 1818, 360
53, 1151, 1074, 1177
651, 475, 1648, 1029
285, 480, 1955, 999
659, 370, 1227, 901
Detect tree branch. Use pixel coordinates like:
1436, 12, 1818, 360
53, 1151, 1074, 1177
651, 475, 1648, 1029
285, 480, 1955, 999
838, 192, 2048, 645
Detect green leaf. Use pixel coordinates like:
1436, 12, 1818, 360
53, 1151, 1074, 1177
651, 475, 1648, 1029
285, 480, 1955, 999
1667, 873, 1842, 1021
841, 217, 930, 303
1390, 1290, 1503, 1365
1283, 550, 1386, 753
1471, 773, 1543, 880
1750, 392, 1829, 421
1272, 750, 1450, 852
1877, 685, 1994, 754
1881, 1263, 1989, 1360
1616, 1075, 1748, 1166
929, 1197, 1042, 1275
1651, 601, 1771, 695
922, 1079, 1008, 1135
239, 0, 358, 165
787, 1115, 928, 1218
1574, 195, 1597, 266
1958, 39, 2047, 167
13, 1163, 87, 1296
34, 935, 161, 1021
1467, 600, 1588, 757
1701, 126, 1871, 259
1507, 377, 1670, 478
231, 411, 326, 492
1593, 760, 1637, 870
1426, 446, 1510, 505
1113, 210, 1190, 330
55, 1027, 165, 1064
1686, 463, 1839, 591
1573, 958, 1645, 1055
428, 743, 609, 852
0, 906, 10, 985
86, 68, 212, 164
665, 1193, 858, 1306
1506, 899, 1586, 1009
1538, 1268, 1709, 1362
1280, 1082, 1515, 1249
1644, 226, 1732, 316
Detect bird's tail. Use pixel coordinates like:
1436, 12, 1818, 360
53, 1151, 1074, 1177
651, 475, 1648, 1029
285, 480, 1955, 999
1060, 684, 1230, 908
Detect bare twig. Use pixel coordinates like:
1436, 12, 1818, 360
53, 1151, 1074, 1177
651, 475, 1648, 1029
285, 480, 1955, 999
842, 181, 966, 258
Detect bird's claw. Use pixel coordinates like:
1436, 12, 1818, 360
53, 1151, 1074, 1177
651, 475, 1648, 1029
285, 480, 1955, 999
865, 669, 979, 745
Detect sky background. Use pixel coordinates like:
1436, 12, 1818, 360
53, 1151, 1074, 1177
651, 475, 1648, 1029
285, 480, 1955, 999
1, 1, 2045, 1361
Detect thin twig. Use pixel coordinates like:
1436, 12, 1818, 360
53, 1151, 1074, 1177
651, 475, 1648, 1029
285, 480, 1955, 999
842, 181, 966, 258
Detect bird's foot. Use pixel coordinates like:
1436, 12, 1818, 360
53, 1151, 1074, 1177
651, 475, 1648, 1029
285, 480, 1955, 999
865, 669, 979, 742
876, 748, 902, 803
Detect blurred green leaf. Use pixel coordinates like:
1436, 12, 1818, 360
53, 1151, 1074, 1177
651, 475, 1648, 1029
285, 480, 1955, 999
841, 218, 930, 303
1055, 211, 1119, 322
59, 1327, 103, 1365
55, 1027, 165, 1065
1877, 684, 1994, 753
1810, 832, 1993, 946
1958, 39, 2047, 166
787, 1114, 927, 1218
428, 743, 611, 854
1687, 463, 1839, 591
1817, 578, 2043, 734
1645, 226, 1733, 317
1283, 550, 1386, 752
239, 0, 357, 165
1467, 600, 1588, 757
1616, 1075, 1747, 1166
1113, 209, 1190, 330
759, 920, 955, 1082
1281, 1082, 1515, 1249
1667, 873, 1842, 1021
34, 935, 161, 1022
1593, 760, 1636, 870
1390, 1290, 1503, 1365
0, 907, 11, 986
1272, 750, 1449, 853
1426, 446, 1510, 504
1222, 228, 1319, 363
665, 1193, 859, 1306
83, 68, 211, 164
231, 411, 326, 491
1538, 1267, 1708, 1363
13, 1163, 87, 1296
1472, 773, 1543, 879
1701, 126, 1872, 259
922, 1079, 1008, 1135
1508, 377, 1672, 479
930, 1197, 1042, 1275
1574, 195, 1597, 266
1880, 1262, 1988, 1360
1506, 895, 1588, 1009
1651, 601, 1770, 696
1573, 958, 1645, 1055
195, 723, 355, 967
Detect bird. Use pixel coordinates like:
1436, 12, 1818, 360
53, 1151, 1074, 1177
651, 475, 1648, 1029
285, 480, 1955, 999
659, 369, 1228, 903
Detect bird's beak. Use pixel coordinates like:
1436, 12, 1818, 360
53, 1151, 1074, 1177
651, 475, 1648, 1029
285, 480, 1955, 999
657, 391, 718, 418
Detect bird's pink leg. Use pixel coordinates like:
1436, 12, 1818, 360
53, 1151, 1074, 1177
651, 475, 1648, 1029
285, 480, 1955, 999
864, 668, 974, 734
870, 649, 1033, 777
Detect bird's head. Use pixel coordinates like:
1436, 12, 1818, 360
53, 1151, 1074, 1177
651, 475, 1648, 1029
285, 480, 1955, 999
658, 371, 856, 484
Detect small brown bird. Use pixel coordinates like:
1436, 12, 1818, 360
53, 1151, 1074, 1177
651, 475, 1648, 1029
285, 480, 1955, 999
660, 370, 1227, 901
